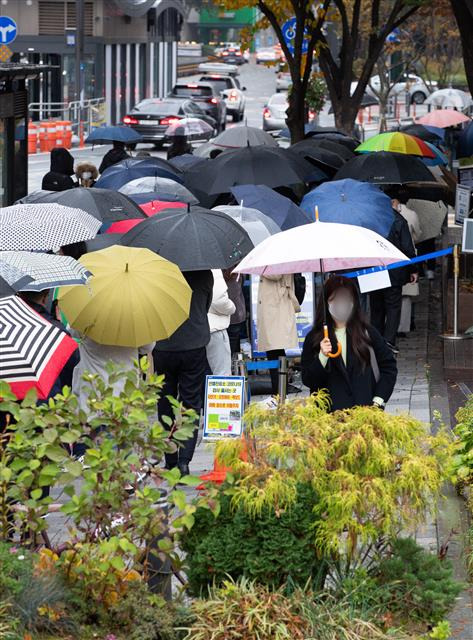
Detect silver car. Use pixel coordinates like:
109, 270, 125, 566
276, 72, 291, 92
263, 93, 288, 131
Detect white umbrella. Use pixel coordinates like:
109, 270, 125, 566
425, 88, 473, 111
406, 199, 448, 243
118, 176, 197, 203
0, 252, 92, 291
233, 219, 408, 276
165, 117, 214, 139
213, 204, 280, 245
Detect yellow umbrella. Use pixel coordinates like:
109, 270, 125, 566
58, 245, 191, 347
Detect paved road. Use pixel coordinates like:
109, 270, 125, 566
27, 63, 285, 193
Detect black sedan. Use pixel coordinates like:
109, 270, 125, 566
122, 98, 218, 148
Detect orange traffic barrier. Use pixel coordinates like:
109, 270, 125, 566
38, 121, 48, 152
27, 121, 38, 154
63, 121, 72, 149
199, 437, 249, 486
45, 122, 57, 151
54, 120, 66, 148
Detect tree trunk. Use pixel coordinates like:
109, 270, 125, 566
450, 0, 473, 95
286, 85, 307, 144
332, 99, 359, 136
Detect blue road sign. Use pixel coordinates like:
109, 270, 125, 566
282, 17, 309, 55
0, 16, 17, 45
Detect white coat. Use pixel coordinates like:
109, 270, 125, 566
208, 269, 236, 333
257, 274, 300, 352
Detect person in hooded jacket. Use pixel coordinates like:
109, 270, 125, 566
41, 148, 76, 191
167, 128, 193, 160
301, 275, 397, 412
98, 141, 130, 174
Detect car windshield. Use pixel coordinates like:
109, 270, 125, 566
182, 100, 205, 116
200, 77, 233, 92
172, 85, 213, 97
270, 94, 288, 106
131, 100, 180, 115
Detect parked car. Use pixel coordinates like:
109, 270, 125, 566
220, 47, 245, 65
199, 72, 246, 122
256, 47, 279, 64
263, 93, 315, 131
122, 98, 217, 147
168, 82, 227, 132
276, 71, 291, 92
215, 43, 249, 62
364, 73, 438, 104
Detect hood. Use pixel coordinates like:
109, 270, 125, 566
50, 148, 74, 176
75, 162, 98, 179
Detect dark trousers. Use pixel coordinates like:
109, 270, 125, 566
227, 322, 244, 354
370, 285, 403, 346
416, 238, 436, 272
266, 349, 285, 395
153, 347, 208, 467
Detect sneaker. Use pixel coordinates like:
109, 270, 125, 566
426, 269, 435, 280
387, 342, 399, 355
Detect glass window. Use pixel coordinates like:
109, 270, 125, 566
0, 119, 5, 206
132, 100, 180, 115
14, 116, 27, 204
172, 85, 212, 97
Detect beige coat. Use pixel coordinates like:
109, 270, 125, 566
257, 275, 300, 352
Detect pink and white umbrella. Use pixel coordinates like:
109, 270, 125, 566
233, 219, 407, 276
417, 109, 470, 128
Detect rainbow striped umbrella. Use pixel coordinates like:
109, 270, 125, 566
356, 132, 436, 158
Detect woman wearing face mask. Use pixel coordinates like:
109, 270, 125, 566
301, 275, 397, 411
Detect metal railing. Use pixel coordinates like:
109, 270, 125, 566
28, 97, 106, 138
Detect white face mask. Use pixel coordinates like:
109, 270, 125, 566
328, 299, 354, 324
81, 171, 92, 180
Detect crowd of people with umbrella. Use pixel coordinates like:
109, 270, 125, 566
0, 106, 466, 474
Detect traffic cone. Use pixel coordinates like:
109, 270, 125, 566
198, 437, 248, 486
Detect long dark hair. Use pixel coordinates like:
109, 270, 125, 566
310, 275, 371, 367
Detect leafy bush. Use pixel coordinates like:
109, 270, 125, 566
215, 394, 452, 574
181, 482, 326, 594
373, 537, 463, 624
452, 395, 473, 484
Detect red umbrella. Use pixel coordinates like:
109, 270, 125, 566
106, 219, 144, 234
417, 109, 470, 128
0, 296, 78, 400
139, 200, 186, 216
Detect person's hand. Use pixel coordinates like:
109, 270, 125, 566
320, 337, 332, 357
410, 272, 419, 283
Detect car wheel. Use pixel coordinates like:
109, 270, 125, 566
411, 91, 426, 105
221, 120, 226, 131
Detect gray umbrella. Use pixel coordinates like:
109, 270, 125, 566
213, 205, 281, 245
119, 176, 198, 204
213, 125, 278, 149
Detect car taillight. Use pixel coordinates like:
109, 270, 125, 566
308, 110, 316, 121
123, 116, 138, 125
160, 117, 180, 125
222, 51, 229, 56
263, 108, 271, 119
229, 90, 238, 101
208, 97, 218, 105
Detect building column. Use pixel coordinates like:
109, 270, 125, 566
105, 44, 112, 125
148, 42, 155, 97
171, 40, 177, 89
125, 43, 131, 113
115, 44, 121, 124
135, 43, 141, 104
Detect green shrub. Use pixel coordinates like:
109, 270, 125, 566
181, 482, 326, 595
373, 537, 462, 624
452, 395, 473, 483
0, 542, 33, 599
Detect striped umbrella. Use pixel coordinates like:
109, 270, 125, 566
0, 203, 101, 251
356, 132, 435, 158
0, 252, 92, 292
0, 296, 78, 399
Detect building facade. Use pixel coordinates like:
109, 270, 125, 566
1, 0, 183, 124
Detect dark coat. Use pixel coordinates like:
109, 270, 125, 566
167, 137, 193, 160
99, 147, 130, 174
388, 210, 417, 287
301, 325, 397, 411
42, 148, 76, 192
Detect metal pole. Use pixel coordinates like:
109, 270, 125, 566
278, 356, 287, 405
75, 0, 84, 111
440, 244, 472, 341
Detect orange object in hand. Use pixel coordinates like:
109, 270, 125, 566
323, 324, 342, 359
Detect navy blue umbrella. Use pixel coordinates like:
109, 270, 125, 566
95, 162, 182, 190
300, 179, 394, 238
457, 121, 473, 158
112, 156, 182, 176
168, 154, 209, 171
86, 125, 142, 145
231, 184, 312, 231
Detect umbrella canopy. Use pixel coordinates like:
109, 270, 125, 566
185, 146, 322, 197
425, 88, 473, 111
168, 153, 208, 171
457, 120, 473, 157
86, 125, 142, 145
288, 140, 345, 171
417, 109, 470, 128
233, 220, 408, 276
121, 207, 254, 271
406, 199, 448, 243
165, 117, 214, 139
399, 123, 445, 143
397, 181, 453, 206
17, 187, 146, 224
335, 151, 434, 184
304, 138, 355, 162
300, 179, 395, 238
0, 252, 91, 291
95, 163, 183, 191
119, 177, 198, 204
140, 200, 186, 215
58, 246, 192, 347
306, 132, 359, 151
85, 233, 123, 253
0, 203, 101, 251
212, 126, 278, 149
213, 205, 281, 245
111, 156, 182, 174
0, 264, 33, 298
422, 142, 448, 167
231, 184, 312, 231
356, 132, 435, 158
0, 295, 78, 399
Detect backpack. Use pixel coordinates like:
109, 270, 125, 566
294, 273, 306, 306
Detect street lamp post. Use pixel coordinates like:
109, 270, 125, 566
74, 0, 84, 105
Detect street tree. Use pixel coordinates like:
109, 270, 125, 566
450, 0, 473, 94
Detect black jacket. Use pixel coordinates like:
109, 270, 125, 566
154, 270, 214, 352
301, 325, 397, 411
388, 210, 417, 287
99, 147, 130, 174
42, 148, 76, 192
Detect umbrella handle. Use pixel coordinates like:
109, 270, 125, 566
323, 325, 342, 359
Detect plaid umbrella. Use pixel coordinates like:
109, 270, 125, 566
0, 204, 101, 251
0, 296, 78, 399
0, 252, 92, 292
0, 264, 34, 298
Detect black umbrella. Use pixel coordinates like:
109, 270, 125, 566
398, 124, 445, 144
289, 139, 345, 172
305, 132, 360, 151
393, 181, 454, 206
297, 138, 355, 162
85, 233, 124, 253
168, 154, 208, 171
18, 188, 146, 224
334, 151, 434, 184
121, 207, 254, 271
184, 146, 324, 197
